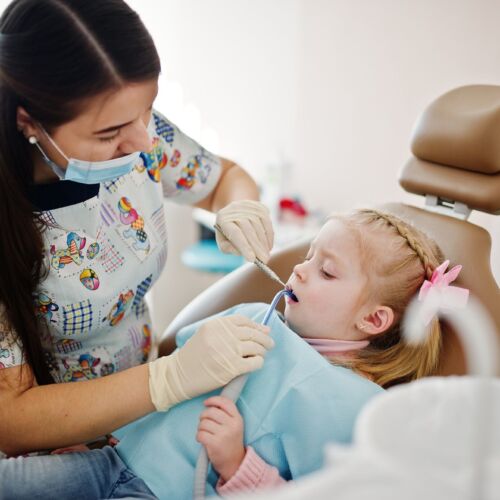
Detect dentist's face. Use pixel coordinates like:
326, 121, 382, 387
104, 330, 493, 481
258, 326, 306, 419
25, 78, 158, 182
285, 219, 369, 341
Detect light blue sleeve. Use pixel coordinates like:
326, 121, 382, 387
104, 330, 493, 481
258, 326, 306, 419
143, 110, 222, 205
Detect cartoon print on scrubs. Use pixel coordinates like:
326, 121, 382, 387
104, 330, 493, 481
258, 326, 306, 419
117, 196, 151, 255
103, 175, 127, 195
1, 109, 221, 384
0, 347, 10, 371
62, 352, 101, 382
153, 112, 175, 143
126, 323, 152, 364
0, 318, 23, 368
131, 274, 152, 318
50, 231, 86, 270
138, 136, 168, 182
34, 292, 59, 323
62, 299, 93, 336
79, 268, 100, 291
100, 362, 115, 376
141, 324, 152, 361
176, 152, 214, 191
55, 338, 83, 354
86, 242, 100, 259
105, 290, 135, 327
39, 210, 61, 228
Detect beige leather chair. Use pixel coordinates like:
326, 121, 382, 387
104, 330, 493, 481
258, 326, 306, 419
160, 85, 500, 377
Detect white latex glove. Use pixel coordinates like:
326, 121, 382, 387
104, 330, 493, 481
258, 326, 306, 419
215, 200, 274, 263
148, 315, 274, 411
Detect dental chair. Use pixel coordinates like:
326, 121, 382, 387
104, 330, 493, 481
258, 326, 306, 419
160, 84, 500, 377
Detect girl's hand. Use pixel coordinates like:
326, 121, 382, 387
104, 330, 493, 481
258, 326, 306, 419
196, 396, 245, 482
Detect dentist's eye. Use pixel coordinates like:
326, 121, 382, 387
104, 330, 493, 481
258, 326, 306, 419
99, 131, 120, 143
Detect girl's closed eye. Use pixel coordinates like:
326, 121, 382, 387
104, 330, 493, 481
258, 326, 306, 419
321, 268, 335, 279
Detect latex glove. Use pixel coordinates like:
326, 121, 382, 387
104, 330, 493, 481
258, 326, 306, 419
148, 315, 273, 411
215, 200, 274, 263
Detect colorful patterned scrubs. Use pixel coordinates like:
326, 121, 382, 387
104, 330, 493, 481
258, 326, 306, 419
0, 110, 221, 382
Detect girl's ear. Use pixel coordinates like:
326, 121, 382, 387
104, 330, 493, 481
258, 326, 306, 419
357, 306, 394, 335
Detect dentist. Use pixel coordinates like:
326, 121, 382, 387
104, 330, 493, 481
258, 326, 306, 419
0, 0, 274, 457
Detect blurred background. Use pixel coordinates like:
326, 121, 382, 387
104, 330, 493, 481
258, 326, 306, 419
126, 0, 500, 336
5, 0, 498, 336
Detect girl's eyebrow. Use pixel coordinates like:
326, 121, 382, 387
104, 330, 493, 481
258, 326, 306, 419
311, 242, 346, 271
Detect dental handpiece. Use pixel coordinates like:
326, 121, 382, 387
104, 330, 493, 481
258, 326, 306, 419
193, 289, 296, 499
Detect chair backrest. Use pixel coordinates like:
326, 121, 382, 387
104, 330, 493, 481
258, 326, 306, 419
163, 85, 500, 376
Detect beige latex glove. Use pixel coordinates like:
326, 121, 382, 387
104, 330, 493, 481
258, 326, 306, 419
215, 200, 274, 263
148, 315, 274, 411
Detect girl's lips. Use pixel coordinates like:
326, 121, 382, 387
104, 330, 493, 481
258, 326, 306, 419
285, 284, 299, 302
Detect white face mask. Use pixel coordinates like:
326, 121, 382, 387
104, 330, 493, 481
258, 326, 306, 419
30, 127, 142, 184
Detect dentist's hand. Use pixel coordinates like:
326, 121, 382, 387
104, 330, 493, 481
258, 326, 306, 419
215, 200, 274, 263
148, 315, 273, 411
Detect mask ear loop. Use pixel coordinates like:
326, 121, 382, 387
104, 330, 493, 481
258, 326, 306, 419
28, 135, 66, 180
37, 124, 70, 162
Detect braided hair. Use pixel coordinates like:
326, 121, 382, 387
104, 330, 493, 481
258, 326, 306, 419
328, 209, 444, 388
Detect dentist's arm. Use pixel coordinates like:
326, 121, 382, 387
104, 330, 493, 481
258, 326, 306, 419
195, 158, 260, 211
0, 315, 272, 456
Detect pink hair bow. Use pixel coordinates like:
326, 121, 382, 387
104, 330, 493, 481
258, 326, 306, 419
418, 260, 469, 325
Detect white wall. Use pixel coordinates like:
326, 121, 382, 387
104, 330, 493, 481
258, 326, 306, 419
132, 0, 499, 335
293, 0, 500, 211
127, 0, 303, 334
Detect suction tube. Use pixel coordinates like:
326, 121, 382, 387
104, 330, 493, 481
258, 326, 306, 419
193, 289, 295, 499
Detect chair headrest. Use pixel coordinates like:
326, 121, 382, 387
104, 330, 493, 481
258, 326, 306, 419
400, 85, 500, 214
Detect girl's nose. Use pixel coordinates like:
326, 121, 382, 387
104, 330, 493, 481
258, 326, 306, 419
293, 262, 307, 281
118, 119, 152, 154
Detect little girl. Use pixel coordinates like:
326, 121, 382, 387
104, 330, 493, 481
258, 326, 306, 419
195, 208, 453, 495
1, 209, 464, 499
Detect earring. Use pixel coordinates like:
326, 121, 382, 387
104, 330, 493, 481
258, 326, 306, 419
358, 324, 368, 331
28, 136, 37, 144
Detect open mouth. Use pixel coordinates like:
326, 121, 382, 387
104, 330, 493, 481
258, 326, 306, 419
285, 285, 299, 302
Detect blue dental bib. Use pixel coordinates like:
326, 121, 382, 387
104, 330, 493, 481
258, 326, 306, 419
114, 303, 383, 498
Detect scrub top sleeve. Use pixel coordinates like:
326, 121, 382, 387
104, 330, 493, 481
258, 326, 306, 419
0, 306, 25, 369
148, 110, 222, 206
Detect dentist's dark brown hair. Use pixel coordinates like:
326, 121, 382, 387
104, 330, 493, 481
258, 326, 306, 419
0, 0, 160, 384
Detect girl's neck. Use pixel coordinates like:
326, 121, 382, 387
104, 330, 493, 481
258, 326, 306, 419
302, 337, 369, 357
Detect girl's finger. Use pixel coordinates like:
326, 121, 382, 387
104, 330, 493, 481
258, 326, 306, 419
199, 406, 230, 425
196, 430, 215, 446
204, 396, 240, 418
197, 418, 221, 435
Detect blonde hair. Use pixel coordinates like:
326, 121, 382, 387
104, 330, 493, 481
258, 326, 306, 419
329, 209, 444, 388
